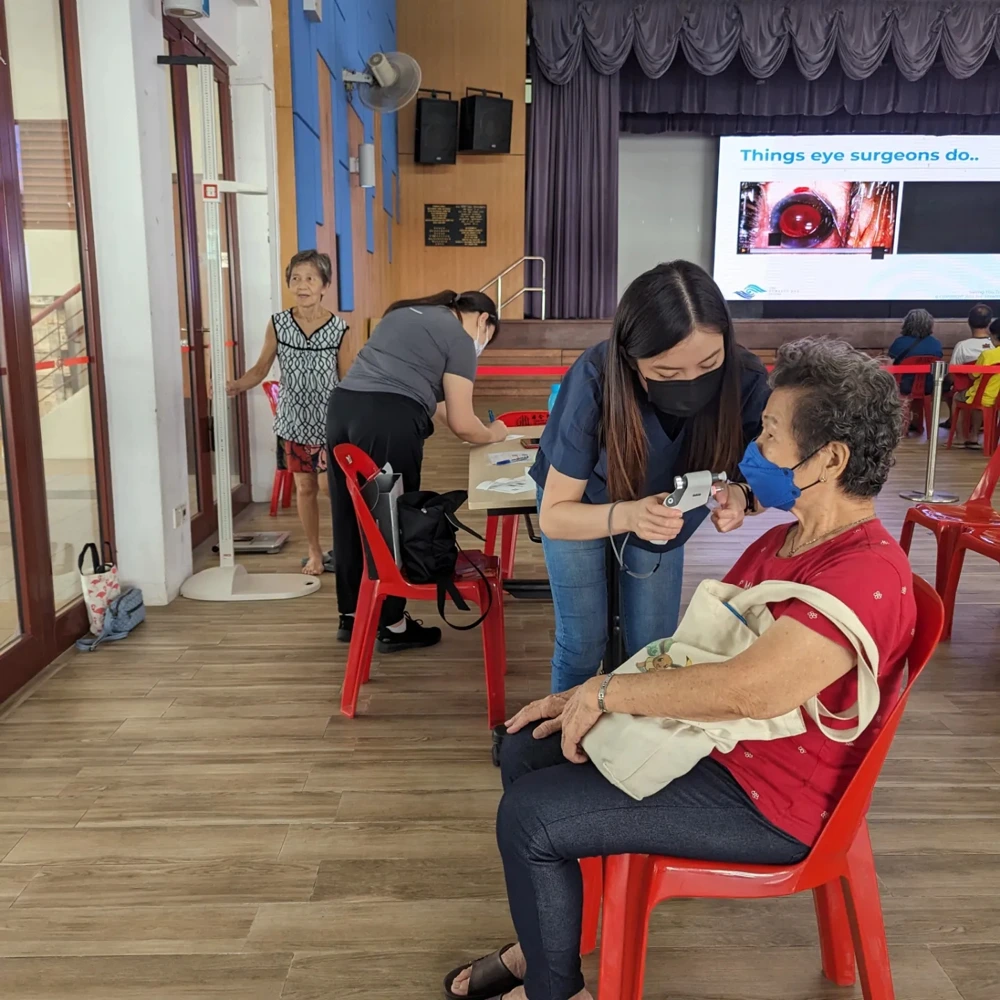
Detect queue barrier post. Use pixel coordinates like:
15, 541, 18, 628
900, 360, 959, 505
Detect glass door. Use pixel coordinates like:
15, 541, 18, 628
164, 23, 250, 548
0, 0, 114, 702
0, 275, 22, 649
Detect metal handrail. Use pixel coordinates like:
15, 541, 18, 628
480, 255, 546, 320
31, 284, 81, 327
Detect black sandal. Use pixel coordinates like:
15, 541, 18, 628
443, 944, 522, 1000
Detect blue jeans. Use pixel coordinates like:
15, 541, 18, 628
539, 490, 684, 692
497, 725, 809, 1000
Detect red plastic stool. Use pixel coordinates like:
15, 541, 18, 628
900, 443, 1000, 617
948, 373, 1000, 455
484, 410, 548, 578
263, 380, 294, 516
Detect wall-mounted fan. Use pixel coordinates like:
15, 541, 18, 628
343, 52, 422, 112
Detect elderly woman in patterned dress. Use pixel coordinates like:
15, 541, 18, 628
227, 250, 345, 576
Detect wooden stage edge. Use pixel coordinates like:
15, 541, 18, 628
479, 317, 972, 397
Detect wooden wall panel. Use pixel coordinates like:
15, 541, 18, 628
396, 0, 527, 316
489, 317, 978, 352
336, 108, 397, 371
271, 0, 298, 312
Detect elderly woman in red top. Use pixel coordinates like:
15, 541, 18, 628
444, 338, 915, 1000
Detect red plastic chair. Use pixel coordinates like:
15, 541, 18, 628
333, 444, 508, 728
483, 410, 548, 579
899, 443, 1000, 597
892, 355, 937, 437
941, 526, 1000, 638
579, 856, 602, 955
263, 381, 294, 517
947, 368, 1000, 456
595, 576, 943, 1000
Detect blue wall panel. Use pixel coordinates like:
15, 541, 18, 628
292, 114, 322, 255
287, 0, 398, 310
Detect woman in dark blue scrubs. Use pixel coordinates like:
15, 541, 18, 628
529, 261, 770, 692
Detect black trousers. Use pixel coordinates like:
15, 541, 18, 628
497, 725, 809, 1000
326, 387, 430, 626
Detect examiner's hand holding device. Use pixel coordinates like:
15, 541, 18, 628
649, 470, 728, 544
624, 495, 685, 544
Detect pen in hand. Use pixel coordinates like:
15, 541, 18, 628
488, 409, 496, 422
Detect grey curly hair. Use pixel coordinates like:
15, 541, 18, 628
901, 308, 934, 340
770, 338, 903, 499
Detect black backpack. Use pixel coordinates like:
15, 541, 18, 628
396, 489, 492, 630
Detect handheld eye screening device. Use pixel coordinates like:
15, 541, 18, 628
665, 470, 728, 512
650, 470, 728, 545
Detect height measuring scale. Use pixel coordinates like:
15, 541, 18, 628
179, 61, 319, 602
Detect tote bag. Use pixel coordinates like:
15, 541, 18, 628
580, 579, 881, 801
77, 542, 120, 636
360, 463, 403, 567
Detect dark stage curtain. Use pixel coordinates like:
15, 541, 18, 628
526, 0, 1000, 318
526, 55, 621, 319
619, 50, 1000, 134
620, 110, 1000, 136
530, 0, 1000, 84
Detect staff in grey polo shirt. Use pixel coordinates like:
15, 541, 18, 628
327, 290, 507, 652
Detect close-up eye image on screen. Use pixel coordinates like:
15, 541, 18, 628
737, 181, 899, 253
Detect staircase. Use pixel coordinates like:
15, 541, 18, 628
31, 284, 88, 417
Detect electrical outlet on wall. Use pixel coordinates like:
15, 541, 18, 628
173, 504, 188, 529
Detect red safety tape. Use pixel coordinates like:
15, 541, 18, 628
948, 365, 1000, 374
477, 363, 1000, 378
477, 365, 570, 377
34, 357, 93, 371
180, 341, 238, 354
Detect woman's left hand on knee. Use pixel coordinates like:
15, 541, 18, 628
505, 690, 576, 736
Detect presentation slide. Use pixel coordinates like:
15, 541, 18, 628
712, 135, 1000, 301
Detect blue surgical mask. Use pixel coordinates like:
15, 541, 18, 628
738, 440, 823, 512
474, 333, 487, 358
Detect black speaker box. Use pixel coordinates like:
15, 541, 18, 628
459, 94, 513, 154
415, 97, 459, 164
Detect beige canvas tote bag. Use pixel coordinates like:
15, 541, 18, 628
580, 579, 881, 800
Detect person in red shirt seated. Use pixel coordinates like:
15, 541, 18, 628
444, 338, 915, 1000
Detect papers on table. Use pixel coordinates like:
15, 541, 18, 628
476, 475, 536, 495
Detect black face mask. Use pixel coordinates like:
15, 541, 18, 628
645, 365, 724, 418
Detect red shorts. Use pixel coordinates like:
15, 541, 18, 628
276, 437, 327, 474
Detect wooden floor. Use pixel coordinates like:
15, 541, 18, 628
0, 401, 998, 999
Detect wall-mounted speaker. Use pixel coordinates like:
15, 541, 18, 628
459, 90, 512, 154
415, 93, 459, 164
358, 142, 376, 188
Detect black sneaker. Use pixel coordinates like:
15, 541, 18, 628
337, 615, 354, 643
376, 613, 442, 653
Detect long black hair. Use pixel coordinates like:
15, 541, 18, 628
384, 289, 499, 336
602, 261, 745, 502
